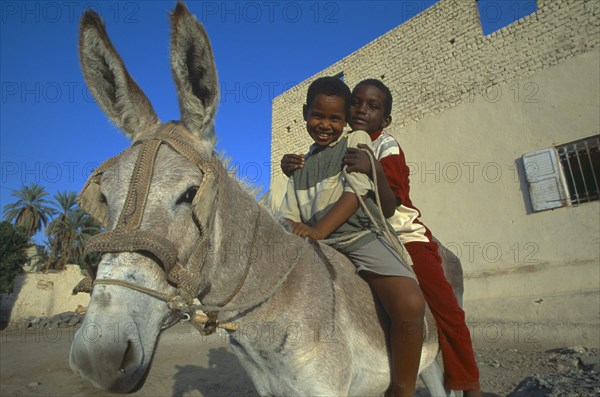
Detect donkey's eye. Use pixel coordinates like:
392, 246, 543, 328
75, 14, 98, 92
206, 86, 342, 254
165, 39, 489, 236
177, 186, 198, 205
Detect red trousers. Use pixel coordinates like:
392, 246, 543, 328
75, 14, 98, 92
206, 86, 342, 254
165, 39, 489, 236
405, 240, 480, 391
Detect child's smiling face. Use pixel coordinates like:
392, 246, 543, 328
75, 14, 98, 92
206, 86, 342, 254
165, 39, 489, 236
304, 94, 347, 147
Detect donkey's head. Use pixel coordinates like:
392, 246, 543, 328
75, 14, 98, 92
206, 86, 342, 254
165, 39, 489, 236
69, 2, 222, 392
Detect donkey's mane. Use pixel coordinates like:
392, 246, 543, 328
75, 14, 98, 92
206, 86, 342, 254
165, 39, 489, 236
216, 150, 287, 225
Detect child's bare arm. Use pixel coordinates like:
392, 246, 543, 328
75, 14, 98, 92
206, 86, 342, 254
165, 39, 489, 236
344, 144, 400, 218
287, 192, 359, 239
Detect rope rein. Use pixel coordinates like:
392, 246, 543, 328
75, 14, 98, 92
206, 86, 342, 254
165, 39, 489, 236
321, 148, 416, 277
194, 238, 307, 313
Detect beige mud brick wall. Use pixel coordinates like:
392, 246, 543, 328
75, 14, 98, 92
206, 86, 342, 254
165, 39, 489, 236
270, 0, 600, 346
1, 265, 90, 324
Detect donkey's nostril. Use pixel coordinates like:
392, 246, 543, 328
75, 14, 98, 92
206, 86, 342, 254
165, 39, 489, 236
119, 340, 136, 373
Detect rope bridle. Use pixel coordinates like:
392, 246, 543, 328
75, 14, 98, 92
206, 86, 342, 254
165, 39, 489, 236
82, 122, 299, 334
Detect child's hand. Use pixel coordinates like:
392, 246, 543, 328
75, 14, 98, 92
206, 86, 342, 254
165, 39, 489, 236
343, 143, 373, 175
280, 154, 304, 177
290, 222, 323, 240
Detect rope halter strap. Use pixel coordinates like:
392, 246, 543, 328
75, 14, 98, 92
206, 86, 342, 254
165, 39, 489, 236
83, 122, 218, 308
80, 122, 303, 334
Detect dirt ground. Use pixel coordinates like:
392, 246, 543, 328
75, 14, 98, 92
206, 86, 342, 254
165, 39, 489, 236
0, 322, 598, 397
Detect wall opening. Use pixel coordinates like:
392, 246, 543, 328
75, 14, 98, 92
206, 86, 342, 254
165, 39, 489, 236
477, 0, 537, 35
557, 136, 600, 205
522, 135, 600, 212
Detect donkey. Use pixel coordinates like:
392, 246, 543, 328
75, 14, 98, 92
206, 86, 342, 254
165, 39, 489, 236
70, 3, 462, 396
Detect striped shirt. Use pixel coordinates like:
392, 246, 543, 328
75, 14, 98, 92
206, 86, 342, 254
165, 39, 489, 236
279, 130, 385, 253
371, 131, 430, 244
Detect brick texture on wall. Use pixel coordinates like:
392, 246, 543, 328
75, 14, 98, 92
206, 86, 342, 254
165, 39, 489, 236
270, 0, 600, 182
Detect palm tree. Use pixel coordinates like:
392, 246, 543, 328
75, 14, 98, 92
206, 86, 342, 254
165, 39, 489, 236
2, 183, 55, 238
46, 192, 102, 270
51, 191, 78, 217
45, 191, 76, 269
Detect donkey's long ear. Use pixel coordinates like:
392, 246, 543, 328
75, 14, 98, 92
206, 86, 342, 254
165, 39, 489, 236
79, 10, 159, 140
170, 2, 219, 147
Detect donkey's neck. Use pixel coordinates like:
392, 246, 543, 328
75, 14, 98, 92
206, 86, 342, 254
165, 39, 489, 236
198, 161, 302, 313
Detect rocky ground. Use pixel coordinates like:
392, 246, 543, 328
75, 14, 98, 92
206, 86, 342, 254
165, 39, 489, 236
1, 313, 599, 396
472, 345, 599, 397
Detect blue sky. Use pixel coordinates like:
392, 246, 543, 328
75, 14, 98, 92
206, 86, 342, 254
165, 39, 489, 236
0, 0, 536, 242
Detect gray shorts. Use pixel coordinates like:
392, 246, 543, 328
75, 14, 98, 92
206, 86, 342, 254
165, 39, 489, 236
346, 236, 416, 279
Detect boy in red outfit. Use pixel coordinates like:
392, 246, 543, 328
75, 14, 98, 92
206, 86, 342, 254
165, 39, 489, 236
280, 79, 481, 396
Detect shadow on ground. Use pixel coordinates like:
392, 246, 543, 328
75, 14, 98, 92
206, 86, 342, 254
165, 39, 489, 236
172, 346, 259, 397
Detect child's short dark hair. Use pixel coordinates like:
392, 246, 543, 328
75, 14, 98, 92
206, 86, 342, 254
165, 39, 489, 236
354, 79, 393, 116
306, 76, 351, 114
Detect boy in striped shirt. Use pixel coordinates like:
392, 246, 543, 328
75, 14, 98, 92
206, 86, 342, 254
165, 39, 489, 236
279, 76, 425, 397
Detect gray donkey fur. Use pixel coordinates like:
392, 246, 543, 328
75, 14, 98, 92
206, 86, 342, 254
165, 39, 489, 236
70, 3, 461, 396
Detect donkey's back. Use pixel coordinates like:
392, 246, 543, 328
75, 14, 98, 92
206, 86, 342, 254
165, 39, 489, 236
223, 238, 444, 396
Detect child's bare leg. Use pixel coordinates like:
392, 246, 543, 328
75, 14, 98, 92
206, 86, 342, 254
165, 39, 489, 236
365, 273, 425, 397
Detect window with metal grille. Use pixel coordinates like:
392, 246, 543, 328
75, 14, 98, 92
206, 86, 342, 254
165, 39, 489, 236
557, 136, 600, 204
522, 135, 600, 212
